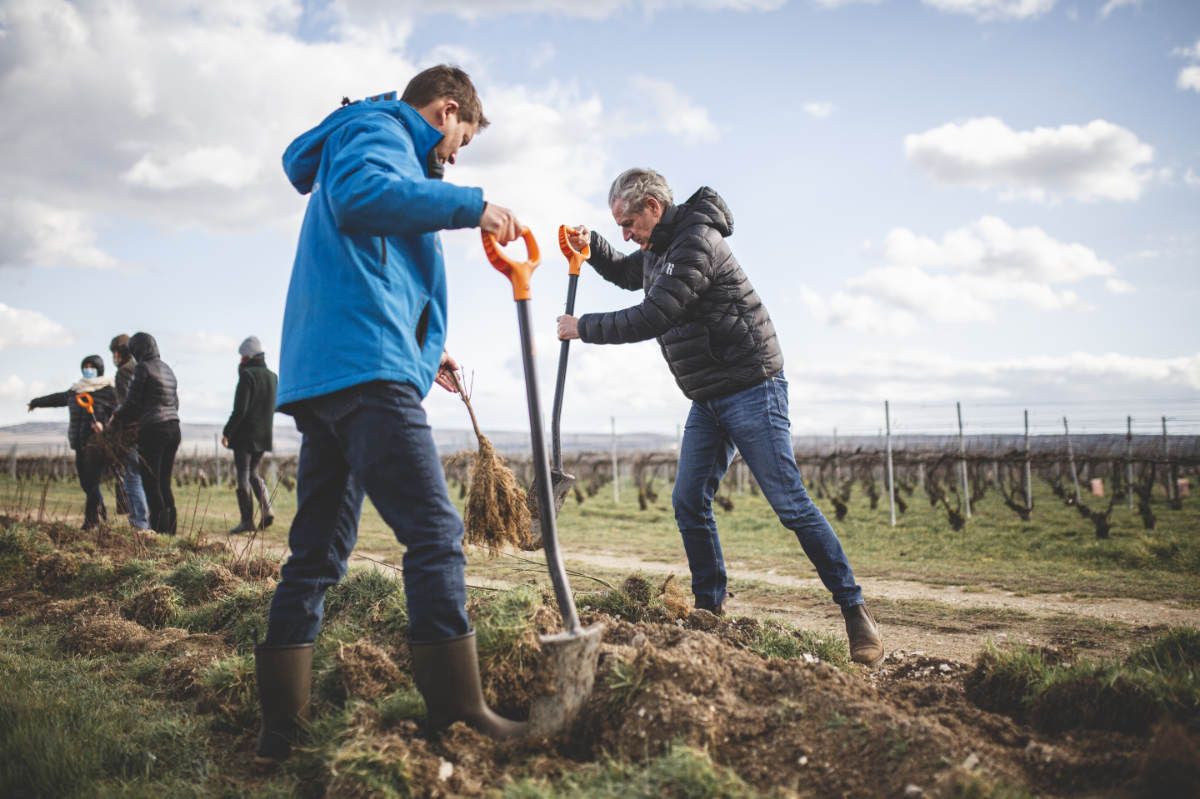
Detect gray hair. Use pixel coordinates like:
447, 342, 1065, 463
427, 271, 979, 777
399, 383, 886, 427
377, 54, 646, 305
608, 168, 673, 213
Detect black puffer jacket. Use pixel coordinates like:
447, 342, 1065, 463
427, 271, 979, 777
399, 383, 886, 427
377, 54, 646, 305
28, 380, 117, 451
577, 187, 783, 401
223, 354, 278, 452
113, 333, 180, 428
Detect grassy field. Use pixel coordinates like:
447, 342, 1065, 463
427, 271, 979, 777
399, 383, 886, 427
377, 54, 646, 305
3, 469, 1196, 605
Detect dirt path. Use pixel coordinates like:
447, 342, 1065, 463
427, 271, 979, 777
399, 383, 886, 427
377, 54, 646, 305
224, 534, 1196, 664
561, 550, 1200, 662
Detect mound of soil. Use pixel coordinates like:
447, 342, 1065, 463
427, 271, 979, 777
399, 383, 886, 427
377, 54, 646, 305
60, 612, 188, 654
124, 583, 179, 628
336, 640, 404, 701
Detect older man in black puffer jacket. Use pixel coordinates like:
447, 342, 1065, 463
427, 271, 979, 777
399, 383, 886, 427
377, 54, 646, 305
558, 168, 883, 665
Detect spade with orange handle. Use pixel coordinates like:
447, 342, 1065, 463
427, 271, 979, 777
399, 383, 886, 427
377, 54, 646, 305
481, 227, 603, 738
549, 225, 589, 510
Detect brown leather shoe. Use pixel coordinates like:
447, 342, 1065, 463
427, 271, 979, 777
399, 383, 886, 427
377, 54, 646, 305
842, 603, 884, 666
254, 642, 313, 763
410, 632, 526, 739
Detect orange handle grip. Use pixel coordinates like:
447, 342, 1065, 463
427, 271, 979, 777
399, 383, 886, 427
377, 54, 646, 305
75, 392, 95, 416
482, 227, 540, 301
557, 225, 590, 276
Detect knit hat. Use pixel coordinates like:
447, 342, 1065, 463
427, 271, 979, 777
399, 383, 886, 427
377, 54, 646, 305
238, 336, 264, 357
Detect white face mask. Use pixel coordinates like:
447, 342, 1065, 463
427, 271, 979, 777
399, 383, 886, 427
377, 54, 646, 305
81, 367, 98, 379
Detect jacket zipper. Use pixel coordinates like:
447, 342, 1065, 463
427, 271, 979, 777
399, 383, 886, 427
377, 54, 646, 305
379, 237, 387, 266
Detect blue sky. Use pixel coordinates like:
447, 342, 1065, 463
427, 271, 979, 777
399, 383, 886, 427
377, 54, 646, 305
1, 0, 1198, 441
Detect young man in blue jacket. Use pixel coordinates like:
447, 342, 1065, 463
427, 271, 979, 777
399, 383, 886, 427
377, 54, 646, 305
256, 66, 526, 762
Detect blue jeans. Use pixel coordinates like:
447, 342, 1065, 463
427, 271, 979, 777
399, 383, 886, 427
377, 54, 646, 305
123, 447, 150, 529
266, 381, 470, 645
673, 373, 864, 610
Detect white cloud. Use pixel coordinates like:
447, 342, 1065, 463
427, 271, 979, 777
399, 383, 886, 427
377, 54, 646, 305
0, 375, 51, 403
813, 0, 882, 7
333, 0, 785, 23
904, 116, 1154, 202
1099, 0, 1139, 18
1171, 39, 1200, 61
1104, 278, 1135, 294
0, 200, 118, 270
0, 304, 73, 351
789, 351, 1200, 412
803, 101, 835, 119
1178, 65, 1200, 93
1185, 168, 1200, 188
920, 0, 1055, 21
179, 332, 243, 356
627, 77, 721, 144
801, 216, 1124, 334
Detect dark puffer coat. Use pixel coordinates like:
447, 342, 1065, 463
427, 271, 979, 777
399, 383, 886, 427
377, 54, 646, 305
28, 381, 117, 451
223, 354, 278, 453
577, 187, 783, 401
112, 333, 180, 428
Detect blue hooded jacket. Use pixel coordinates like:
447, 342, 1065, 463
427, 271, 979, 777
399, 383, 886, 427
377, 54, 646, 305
276, 96, 485, 409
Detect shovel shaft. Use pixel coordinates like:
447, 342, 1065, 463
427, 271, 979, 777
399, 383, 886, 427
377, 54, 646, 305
516, 298, 581, 635
550, 273, 579, 472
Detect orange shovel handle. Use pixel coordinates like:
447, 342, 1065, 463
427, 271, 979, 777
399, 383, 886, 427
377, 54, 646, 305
482, 227, 540, 301
75, 392, 95, 416
557, 225, 590, 276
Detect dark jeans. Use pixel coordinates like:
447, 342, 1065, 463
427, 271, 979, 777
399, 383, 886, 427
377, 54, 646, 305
138, 420, 180, 534
75, 447, 106, 527
673, 373, 864, 610
266, 381, 470, 645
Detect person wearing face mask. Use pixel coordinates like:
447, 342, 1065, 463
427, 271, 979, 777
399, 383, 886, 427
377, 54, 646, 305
27, 355, 118, 530
222, 336, 278, 535
108, 334, 151, 533
557, 168, 883, 667
95, 332, 180, 535
253, 65, 527, 764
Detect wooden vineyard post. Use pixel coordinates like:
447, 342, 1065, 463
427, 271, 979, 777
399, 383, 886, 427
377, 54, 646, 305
957, 402, 971, 519
1162, 416, 1177, 505
1064, 416, 1081, 503
1126, 416, 1134, 512
1023, 409, 1033, 512
885, 400, 896, 527
610, 416, 619, 505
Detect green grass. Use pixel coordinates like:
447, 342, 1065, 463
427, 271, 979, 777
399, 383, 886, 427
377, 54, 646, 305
503, 746, 765, 799
5, 472, 1197, 603
964, 627, 1200, 734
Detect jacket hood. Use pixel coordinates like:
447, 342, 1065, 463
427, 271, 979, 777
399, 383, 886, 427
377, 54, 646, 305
129, 332, 160, 362
283, 95, 446, 194
649, 187, 733, 254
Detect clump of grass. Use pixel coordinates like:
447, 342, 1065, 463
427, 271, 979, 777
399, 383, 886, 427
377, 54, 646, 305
176, 581, 274, 645
166, 558, 236, 605
503, 745, 763, 799
112, 558, 164, 599
966, 627, 1200, 734
123, 583, 180, 629
577, 574, 686, 623
748, 620, 849, 668
324, 736, 414, 799
376, 686, 425, 728
324, 568, 404, 631
197, 654, 257, 726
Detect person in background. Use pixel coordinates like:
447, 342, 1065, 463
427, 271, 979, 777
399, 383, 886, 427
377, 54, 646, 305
109, 334, 151, 532
27, 355, 117, 530
95, 332, 180, 535
222, 336, 278, 535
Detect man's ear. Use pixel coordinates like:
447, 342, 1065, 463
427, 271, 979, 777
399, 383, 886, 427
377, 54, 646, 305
644, 196, 662, 215
439, 98, 460, 126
